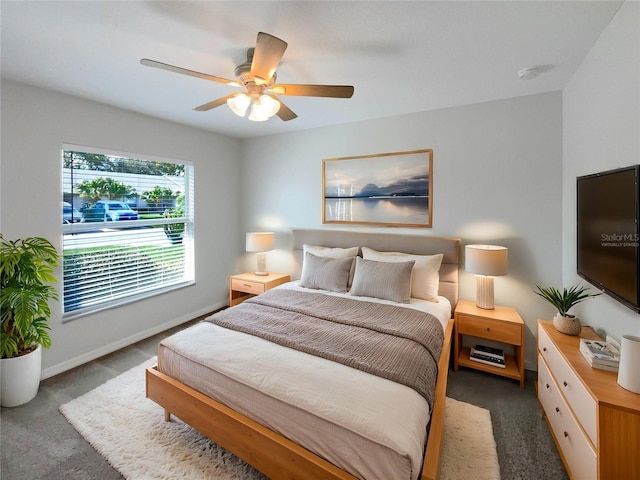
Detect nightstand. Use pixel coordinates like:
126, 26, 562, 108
229, 272, 290, 306
454, 299, 525, 387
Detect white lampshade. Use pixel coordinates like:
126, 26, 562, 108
228, 93, 280, 121
465, 245, 508, 276
227, 93, 251, 117
246, 232, 275, 252
465, 245, 508, 309
248, 95, 280, 122
246, 232, 275, 276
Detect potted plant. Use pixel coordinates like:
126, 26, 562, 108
534, 284, 600, 336
0, 235, 59, 407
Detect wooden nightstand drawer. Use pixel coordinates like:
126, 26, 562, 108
229, 273, 290, 307
457, 314, 522, 345
231, 278, 265, 296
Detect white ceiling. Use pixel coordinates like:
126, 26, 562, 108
1, 1, 623, 139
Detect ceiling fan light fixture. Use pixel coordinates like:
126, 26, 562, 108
248, 94, 280, 122
227, 93, 251, 117
248, 109, 269, 122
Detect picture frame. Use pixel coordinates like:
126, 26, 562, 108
322, 149, 433, 227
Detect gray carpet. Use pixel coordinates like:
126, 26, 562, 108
1, 318, 568, 480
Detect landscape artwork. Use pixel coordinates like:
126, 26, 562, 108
323, 149, 433, 227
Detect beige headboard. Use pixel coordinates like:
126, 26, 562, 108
291, 229, 460, 312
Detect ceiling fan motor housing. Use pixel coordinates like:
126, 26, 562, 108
234, 48, 253, 81
234, 48, 277, 87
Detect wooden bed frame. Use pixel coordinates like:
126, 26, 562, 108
146, 230, 460, 480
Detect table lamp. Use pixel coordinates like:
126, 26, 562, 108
465, 244, 508, 309
246, 232, 275, 276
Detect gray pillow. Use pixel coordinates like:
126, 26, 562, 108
299, 252, 354, 293
302, 244, 359, 287
349, 257, 415, 303
361, 247, 443, 301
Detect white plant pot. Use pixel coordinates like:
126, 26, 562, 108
1, 344, 42, 407
553, 313, 582, 336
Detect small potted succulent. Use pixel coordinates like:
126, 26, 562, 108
0, 235, 59, 407
534, 284, 600, 335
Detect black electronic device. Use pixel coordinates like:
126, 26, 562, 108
577, 165, 640, 313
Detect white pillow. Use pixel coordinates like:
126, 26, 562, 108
361, 247, 444, 301
302, 244, 359, 286
349, 257, 414, 303
299, 253, 353, 293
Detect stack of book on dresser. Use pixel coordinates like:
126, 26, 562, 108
579, 339, 620, 372
469, 344, 506, 368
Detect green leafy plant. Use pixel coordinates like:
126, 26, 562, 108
163, 194, 185, 244
76, 176, 137, 203
142, 186, 178, 214
0, 235, 60, 358
534, 284, 600, 317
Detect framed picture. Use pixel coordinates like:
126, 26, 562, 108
322, 149, 433, 227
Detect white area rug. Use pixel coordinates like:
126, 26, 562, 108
60, 358, 500, 480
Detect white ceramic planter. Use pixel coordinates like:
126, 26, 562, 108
553, 313, 582, 336
1, 344, 42, 407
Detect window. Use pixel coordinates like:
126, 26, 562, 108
62, 145, 194, 318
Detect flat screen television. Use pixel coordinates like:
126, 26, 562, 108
577, 165, 640, 313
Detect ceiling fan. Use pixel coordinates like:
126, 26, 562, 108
141, 32, 354, 122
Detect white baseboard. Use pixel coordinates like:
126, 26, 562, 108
41, 301, 226, 380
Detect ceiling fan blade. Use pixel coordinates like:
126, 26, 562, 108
251, 32, 287, 84
270, 84, 354, 98
140, 59, 239, 86
194, 94, 236, 111
267, 95, 297, 121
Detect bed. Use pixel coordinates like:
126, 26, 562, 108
146, 230, 460, 480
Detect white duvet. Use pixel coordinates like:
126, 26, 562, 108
158, 282, 451, 480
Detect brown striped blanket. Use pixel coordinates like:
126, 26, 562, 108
205, 288, 444, 407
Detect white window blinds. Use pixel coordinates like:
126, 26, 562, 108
62, 146, 194, 318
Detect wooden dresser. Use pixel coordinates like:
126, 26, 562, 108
537, 320, 640, 480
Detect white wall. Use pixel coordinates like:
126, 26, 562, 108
0, 80, 243, 377
563, 0, 640, 339
240, 92, 564, 370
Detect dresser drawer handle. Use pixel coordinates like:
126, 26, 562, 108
486, 327, 491, 332
546, 383, 550, 389
563, 381, 568, 387
543, 347, 547, 352
243, 283, 252, 287
555, 407, 560, 413
563, 431, 569, 438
